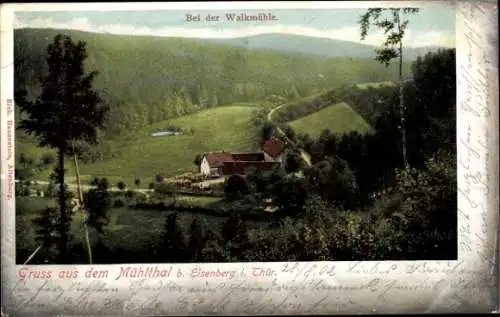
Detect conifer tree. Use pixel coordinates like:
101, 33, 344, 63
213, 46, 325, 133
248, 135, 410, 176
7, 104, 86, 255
15, 34, 108, 262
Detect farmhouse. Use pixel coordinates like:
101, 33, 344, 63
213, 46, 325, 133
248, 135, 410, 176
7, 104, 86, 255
199, 151, 234, 178
199, 138, 286, 178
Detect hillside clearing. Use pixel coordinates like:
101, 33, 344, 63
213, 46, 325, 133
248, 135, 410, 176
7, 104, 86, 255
27, 105, 261, 186
79, 105, 260, 184
289, 102, 373, 138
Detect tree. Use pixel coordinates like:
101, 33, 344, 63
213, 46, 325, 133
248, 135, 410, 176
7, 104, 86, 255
83, 178, 112, 250
134, 178, 141, 188
281, 124, 296, 143
224, 174, 249, 201
407, 49, 456, 159
359, 8, 419, 169
155, 174, 165, 183
193, 154, 203, 167
162, 213, 187, 262
390, 149, 457, 259
15, 34, 108, 263
18, 153, 36, 180
40, 152, 56, 168
19, 153, 35, 170
222, 211, 249, 259
261, 122, 276, 144
305, 157, 359, 209
284, 150, 303, 174
117, 181, 126, 192
32, 207, 60, 263
187, 218, 206, 262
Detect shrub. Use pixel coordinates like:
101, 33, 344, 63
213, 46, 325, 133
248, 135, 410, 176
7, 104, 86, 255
113, 199, 125, 208
117, 181, 127, 191
125, 190, 135, 199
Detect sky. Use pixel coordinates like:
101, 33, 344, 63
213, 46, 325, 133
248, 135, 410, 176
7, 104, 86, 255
14, 6, 456, 48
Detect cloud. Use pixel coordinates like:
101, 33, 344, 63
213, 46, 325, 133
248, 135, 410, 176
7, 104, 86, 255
13, 16, 455, 48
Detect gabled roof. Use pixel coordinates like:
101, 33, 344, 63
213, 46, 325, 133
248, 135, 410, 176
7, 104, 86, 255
262, 138, 286, 158
231, 152, 265, 162
204, 151, 267, 167
204, 152, 234, 167
221, 161, 280, 175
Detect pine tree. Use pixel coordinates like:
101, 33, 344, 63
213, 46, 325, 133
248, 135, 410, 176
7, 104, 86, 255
15, 34, 108, 263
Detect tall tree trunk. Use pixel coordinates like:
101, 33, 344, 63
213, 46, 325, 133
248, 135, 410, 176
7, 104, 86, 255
398, 14, 409, 169
57, 147, 68, 263
72, 143, 93, 264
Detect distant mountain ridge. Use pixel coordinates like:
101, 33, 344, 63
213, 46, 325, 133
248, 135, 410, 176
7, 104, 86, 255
200, 33, 451, 61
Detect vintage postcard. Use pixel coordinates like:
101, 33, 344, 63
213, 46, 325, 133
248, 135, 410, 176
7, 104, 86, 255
1, 1, 498, 315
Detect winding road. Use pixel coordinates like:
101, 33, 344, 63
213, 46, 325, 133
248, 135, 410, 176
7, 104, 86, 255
267, 103, 312, 167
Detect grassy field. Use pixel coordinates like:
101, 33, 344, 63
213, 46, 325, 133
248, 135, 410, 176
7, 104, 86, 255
289, 102, 374, 138
27, 105, 261, 186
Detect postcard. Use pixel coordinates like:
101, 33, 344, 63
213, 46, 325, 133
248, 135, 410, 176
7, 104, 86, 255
1, 1, 498, 315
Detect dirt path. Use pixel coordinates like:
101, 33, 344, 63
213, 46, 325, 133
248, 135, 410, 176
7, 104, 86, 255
16, 179, 153, 193
267, 103, 312, 167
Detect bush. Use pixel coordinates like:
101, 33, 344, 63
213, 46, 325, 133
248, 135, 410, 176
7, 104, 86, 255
117, 181, 126, 191
113, 199, 125, 208
155, 174, 165, 183
40, 152, 56, 167
389, 150, 457, 259
224, 175, 249, 201
125, 190, 135, 199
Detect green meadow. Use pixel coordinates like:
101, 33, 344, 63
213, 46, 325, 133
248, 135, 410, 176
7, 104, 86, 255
20, 105, 257, 186
289, 102, 374, 138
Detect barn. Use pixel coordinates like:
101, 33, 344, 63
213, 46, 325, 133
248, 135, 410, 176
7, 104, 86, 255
198, 138, 287, 178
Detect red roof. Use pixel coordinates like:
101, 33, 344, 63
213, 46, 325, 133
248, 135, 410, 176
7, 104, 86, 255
204, 152, 234, 167
262, 138, 286, 158
221, 161, 280, 175
231, 152, 265, 162
204, 151, 267, 167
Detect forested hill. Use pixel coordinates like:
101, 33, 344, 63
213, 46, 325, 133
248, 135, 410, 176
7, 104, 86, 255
15, 28, 411, 136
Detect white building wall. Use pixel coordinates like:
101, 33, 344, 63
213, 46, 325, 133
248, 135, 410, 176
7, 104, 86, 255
200, 157, 211, 177
275, 153, 284, 163
263, 152, 274, 162
263, 151, 284, 163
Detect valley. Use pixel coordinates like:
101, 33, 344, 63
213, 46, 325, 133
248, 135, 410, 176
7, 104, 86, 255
13, 25, 457, 264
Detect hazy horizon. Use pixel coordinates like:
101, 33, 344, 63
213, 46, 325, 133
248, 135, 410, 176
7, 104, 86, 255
14, 7, 456, 48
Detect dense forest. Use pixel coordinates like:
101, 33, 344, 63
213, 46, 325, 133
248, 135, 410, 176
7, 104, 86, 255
14, 28, 411, 140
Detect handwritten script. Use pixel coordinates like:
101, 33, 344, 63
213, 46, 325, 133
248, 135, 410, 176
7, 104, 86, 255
3, 261, 495, 315
457, 2, 496, 274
